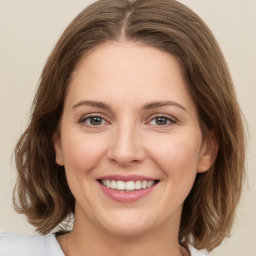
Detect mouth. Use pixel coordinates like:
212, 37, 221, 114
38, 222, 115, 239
97, 179, 159, 192
97, 175, 160, 202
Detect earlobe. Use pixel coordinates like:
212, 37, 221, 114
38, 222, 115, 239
197, 132, 219, 173
52, 131, 64, 166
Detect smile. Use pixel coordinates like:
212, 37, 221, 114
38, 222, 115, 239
99, 179, 158, 191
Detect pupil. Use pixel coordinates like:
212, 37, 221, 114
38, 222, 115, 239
156, 117, 167, 125
90, 117, 102, 125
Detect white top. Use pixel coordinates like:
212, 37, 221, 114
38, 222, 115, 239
0, 233, 207, 256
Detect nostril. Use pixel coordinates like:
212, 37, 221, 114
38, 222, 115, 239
106, 134, 146, 165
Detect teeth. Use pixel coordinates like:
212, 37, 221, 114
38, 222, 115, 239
142, 180, 147, 189
101, 180, 156, 191
111, 180, 117, 189
106, 180, 111, 188
147, 181, 154, 188
126, 181, 135, 191
116, 181, 125, 190
135, 180, 141, 190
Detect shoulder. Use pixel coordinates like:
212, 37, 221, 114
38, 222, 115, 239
188, 244, 208, 256
0, 233, 64, 256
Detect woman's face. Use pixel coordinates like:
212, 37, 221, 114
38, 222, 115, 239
53, 42, 215, 237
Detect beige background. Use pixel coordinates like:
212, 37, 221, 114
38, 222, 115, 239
0, 0, 255, 255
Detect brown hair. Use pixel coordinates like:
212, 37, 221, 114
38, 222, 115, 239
14, 0, 245, 251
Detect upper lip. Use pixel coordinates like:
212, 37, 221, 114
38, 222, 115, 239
97, 175, 158, 182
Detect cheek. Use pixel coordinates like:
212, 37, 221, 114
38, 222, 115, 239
149, 134, 202, 178
61, 132, 106, 173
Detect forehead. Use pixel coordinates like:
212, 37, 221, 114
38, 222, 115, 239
73, 41, 184, 82
65, 41, 195, 112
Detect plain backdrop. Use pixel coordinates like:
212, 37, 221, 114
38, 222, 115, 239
0, 0, 255, 255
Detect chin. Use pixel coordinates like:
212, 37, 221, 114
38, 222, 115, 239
101, 220, 151, 238
94, 209, 164, 238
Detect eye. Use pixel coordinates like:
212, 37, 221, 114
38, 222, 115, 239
148, 115, 176, 126
81, 115, 108, 127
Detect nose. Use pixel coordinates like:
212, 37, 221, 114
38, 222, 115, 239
107, 124, 146, 167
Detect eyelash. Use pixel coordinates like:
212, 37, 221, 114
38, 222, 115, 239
80, 114, 109, 127
79, 114, 177, 128
147, 114, 177, 127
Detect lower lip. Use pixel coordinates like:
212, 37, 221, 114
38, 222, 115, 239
98, 183, 157, 203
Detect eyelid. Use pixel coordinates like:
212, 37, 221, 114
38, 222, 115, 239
146, 113, 178, 126
79, 113, 110, 127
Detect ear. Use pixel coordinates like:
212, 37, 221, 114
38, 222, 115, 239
52, 130, 64, 166
197, 131, 218, 173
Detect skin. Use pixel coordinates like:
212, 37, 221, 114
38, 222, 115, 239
53, 41, 217, 256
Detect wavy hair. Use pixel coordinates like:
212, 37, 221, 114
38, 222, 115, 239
14, 0, 245, 251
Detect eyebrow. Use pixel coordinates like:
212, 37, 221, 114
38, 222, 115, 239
143, 101, 187, 112
72, 100, 112, 111
72, 100, 187, 112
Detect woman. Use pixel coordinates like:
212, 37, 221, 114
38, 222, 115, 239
0, 0, 245, 255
